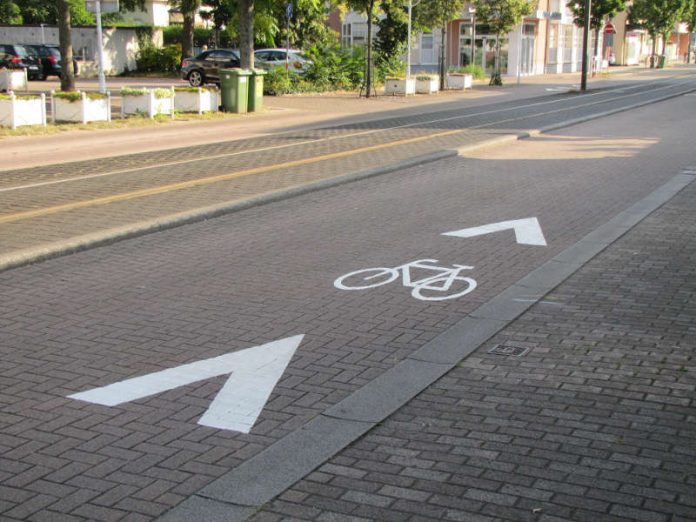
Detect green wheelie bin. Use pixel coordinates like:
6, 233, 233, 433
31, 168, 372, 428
248, 69, 266, 112
219, 68, 251, 113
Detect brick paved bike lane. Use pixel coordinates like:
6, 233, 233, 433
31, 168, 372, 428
0, 93, 695, 521
253, 176, 696, 522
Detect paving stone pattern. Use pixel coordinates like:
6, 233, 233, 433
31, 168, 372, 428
2, 77, 694, 259
1, 91, 695, 521
255, 182, 696, 522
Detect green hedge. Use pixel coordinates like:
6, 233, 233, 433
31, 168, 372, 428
136, 44, 182, 73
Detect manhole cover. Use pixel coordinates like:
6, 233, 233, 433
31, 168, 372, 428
488, 344, 531, 357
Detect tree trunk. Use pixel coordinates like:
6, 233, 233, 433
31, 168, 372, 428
440, 23, 447, 91
365, 0, 373, 97
651, 35, 656, 67
182, 11, 195, 61
57, 0, 75, 92
239, 0, 254, 69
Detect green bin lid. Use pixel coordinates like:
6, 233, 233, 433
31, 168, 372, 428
220, 68, 252, 76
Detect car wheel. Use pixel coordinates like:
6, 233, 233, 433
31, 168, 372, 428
188, 70, 205, 87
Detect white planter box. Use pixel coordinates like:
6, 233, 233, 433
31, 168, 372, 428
0, 93, 46, 129
121, 88, 174, 118
174, 88, 219, 113
52, 91, 111, 123
446, 73, 473, 90
0, 69, 28, 92
384, 78, 416, 96
416, 77, 439, 94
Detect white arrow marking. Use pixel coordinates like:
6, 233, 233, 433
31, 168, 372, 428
68, 335, 304, 433
442, 217, 547, 246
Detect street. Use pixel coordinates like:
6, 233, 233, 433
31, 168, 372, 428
0, 72, 695, 522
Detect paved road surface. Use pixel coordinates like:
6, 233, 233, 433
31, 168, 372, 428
0, 75, 694, 521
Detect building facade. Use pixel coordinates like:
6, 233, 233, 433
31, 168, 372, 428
335, 1, 696, 77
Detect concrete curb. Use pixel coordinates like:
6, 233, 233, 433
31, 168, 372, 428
155, 171, 696, 521
3, 81, 695, 274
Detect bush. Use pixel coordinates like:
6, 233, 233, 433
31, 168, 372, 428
449, 64, 485, 80
136, 43, 181, 73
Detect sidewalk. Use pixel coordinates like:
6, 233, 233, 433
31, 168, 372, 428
249, 170, 696, 521
1, 66, 664, 172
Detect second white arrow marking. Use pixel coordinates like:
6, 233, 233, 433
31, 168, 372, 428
442, 217, 547, 246
68, 335, 304, 433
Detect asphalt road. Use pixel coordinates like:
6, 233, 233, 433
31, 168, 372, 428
0, 82, 695, 520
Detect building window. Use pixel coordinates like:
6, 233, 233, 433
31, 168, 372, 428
342, 23, 352, 48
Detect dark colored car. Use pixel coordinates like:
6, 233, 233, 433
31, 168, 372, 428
0, 44, 42, 80
26, 44, 78, 79
181, 49, 240, 87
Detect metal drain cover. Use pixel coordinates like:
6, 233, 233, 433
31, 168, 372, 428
488, 344, 531, 357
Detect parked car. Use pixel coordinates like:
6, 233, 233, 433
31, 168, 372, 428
181, 49, 240, 86
25, 44, 78, 79
0, 44, 42, 80
254, 48, 312, 73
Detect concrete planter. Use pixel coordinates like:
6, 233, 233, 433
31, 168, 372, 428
121, 87, 174, 118
384, 78, 416, 96
0, 69, 28, 92
415, 76, 439, 94
0, 93, 46, 129
446, 73, 473, 90
52, 91, 111, 123
174, 88, 219, 113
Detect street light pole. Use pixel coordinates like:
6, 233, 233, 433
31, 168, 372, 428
95, 0, 107, 93
406, 0, 422, 79
407, 0, 412, 78
580, 0, 591, 91
469, 8, 476, 67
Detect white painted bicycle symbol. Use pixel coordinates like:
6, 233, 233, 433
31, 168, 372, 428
334, 259, 477, 301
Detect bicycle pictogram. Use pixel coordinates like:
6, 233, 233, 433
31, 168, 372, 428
334, 259, 477, 301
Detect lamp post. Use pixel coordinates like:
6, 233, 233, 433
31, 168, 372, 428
406, 0, 422, 78
469, 7, 476, 67
580, 0, 591, 91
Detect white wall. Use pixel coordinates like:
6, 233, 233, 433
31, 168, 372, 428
0, 25, 162, 75
120, 0, 171, 26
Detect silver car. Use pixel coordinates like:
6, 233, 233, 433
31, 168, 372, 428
254, 48, 312, 73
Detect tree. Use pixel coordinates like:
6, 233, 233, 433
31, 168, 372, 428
416, 0, 465, 89
169, 0, 202, 61
17, 0, 93, 25
57, 0, 75, 91
569, 0, 626, 60
631, 0, 687, 66
347, 0, 378, 96
472, 0, 533, 85
0, 0, 21, 24
237, 0, 254, 67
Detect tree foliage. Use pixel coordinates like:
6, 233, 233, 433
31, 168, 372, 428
630, 0, 687, 59
1, 0, 93, 25
568, 0, 626, 31
0, 0, 21, 24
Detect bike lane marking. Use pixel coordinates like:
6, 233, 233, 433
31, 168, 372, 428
158, 172, 696, 521
68, 335, 303, 434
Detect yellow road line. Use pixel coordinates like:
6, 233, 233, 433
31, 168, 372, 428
0, 127, 465, 224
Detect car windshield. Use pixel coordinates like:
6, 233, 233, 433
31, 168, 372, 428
15, 45, 32, 57
291, 52, 310, 61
